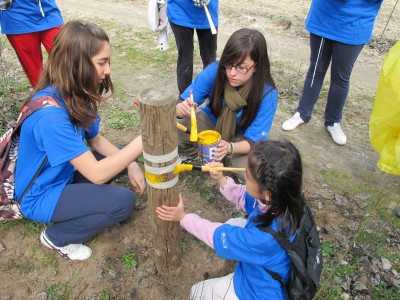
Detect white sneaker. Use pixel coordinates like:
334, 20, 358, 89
326, 123, 347, 145
40, 229, 92, 260
282, 112, 305, 131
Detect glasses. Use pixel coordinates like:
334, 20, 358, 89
225, 62, 257, 74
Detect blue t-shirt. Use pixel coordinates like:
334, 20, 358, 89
15, 86, 100, 223
0, 0, 63, 34
213, 192, 296, 299
305, 0, 383, 45
167, 0, 218, 29
181, 62, 278, 142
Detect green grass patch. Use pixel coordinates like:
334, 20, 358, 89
41, 252, 59, 268
372, 280, 400, 299
112, 30, 177, 71
102, 107, 140, 129
320, 168, 382, 201
0, 219, 20, 230
20, 219, 45, 237
122, 252, 138, 269
46, 282, 70, 300
99, 288, 114, 300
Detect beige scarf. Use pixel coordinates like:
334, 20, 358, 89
215, 80, 251, 141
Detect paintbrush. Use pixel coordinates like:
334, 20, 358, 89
174, 164, 246, 175
189, 90, 198, 142
177, 122, 190, 134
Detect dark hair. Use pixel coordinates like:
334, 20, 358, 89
28, 20, 114, 128
249, 140, 304, 237
210, 28, 275, 130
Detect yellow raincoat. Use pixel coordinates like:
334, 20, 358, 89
369, 41, 400, 175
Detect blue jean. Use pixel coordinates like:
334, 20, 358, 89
170, 21, 217, 94
46, 151, 135, 247
297, 34, 364, 126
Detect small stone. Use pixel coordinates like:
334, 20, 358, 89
97, 269, 104, 279
340, 293, 350, 300
334, 193, 348, 206
35, 292, 48, 300
360, 256, 370, 265
392, 278, 400, 288
381, 257, 392, 271
0, 243, 5, 253
353, 281, 368, 291
318, 201, 323, 210
371, 274, 380, 286
396, 208, 400, 218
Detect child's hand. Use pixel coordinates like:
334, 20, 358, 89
207, 162, 224, 180
156, 194, 187, 222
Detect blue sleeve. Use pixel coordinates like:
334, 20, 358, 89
85, 114, 101, 140
180, 62, 218, 105
244, 87, 278, 142
33, 109, 90, 167
213, 224, 284, 264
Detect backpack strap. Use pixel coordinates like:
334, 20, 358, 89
261, 226, 292, 250
17, 158, 48, 204
13, 96, 60, 132
259, 226, 291, 299
15, 96, 61, 204
263, 267, 289, 300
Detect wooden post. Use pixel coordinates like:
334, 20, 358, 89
138, 88, 182, 278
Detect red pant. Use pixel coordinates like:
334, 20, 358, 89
7, 26, 62, 87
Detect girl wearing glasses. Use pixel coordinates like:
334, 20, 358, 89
176, 28, 278, 179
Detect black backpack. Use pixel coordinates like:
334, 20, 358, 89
258, 204, 322, 300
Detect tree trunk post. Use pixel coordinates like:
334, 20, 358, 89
138, 88, 182, 278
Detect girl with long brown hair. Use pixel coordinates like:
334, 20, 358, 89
15, 21, 144, 260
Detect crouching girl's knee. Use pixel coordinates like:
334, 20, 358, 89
112, 187, 136, 220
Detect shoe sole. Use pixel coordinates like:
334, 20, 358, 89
282, 121, 305, 131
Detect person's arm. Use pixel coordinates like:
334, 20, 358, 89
176, 62, 218, 118
181, 214, 222, 249
70, 135, 143, 185
87, 133, 121, 157
156, 194, 221, 248
208, 162, 247, 211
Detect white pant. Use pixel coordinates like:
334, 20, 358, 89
190, 217, 246, 299
190, 273, 239, 300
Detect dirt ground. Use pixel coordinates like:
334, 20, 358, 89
1, 0, 400, 299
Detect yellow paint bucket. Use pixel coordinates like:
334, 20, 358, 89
197, 130, 221, 165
